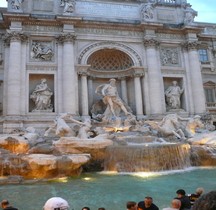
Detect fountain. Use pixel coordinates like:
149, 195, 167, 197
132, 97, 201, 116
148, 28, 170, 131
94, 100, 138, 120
0, 79, 216, 183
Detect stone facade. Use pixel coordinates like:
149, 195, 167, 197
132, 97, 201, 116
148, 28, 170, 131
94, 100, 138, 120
0, 0, 216, 133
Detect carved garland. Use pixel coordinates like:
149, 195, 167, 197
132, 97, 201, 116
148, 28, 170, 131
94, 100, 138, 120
56, 33, 76, 43
143, 38, 160, 48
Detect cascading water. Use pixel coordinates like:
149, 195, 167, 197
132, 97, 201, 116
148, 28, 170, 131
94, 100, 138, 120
104, 143, 191, 172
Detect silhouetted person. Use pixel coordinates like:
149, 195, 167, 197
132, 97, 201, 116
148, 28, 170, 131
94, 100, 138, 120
175, 189, 191, 210
193, 191, 216, 210
43, 197, 69, 210
1, 200, 18, 210
127, 201, 137, 210
163, 199, 181, 210
188, 187, 204, 206
138, 196, 159, 210
82, 207, 90, 210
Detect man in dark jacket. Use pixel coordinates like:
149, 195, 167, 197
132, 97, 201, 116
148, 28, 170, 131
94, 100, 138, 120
138, 196, 159, 210
175, 189, 191, 210
1, 200, 18, 210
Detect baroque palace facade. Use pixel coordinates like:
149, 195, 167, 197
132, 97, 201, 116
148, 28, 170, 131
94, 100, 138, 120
0, 0, 216, 132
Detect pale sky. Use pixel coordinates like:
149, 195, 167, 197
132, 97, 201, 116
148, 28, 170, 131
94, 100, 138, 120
0, 0, 215, 24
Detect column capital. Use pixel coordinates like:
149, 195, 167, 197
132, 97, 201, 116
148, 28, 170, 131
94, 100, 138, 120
119, 76, 127, 80
3, 31, 28, 44
132, 67, 145, 77
76, 64, 91, 76
181, 41, 200, 51
143, 38, 160, 48
56, 33, 76, 43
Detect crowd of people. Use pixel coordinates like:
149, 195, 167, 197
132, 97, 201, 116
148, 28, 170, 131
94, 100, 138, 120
1, 188, 216, 210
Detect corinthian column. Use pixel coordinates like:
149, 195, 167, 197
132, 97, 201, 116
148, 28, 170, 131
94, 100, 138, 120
144, 38, 164, 115
57, 33, 76, 114
133, 67, 144, 116
183, 41, 206, 114
120, 77, 128, 104
4, 31, 27, 115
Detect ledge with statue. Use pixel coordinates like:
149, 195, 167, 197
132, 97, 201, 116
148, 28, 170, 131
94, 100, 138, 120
0, 79, 216, 183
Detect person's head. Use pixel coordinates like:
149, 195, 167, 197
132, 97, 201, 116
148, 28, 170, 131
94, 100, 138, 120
171, 199, 181, 209
176, 189, 186, 198
98, 208, 105, 210
1, 200, 9, 209
144, 197, 153, 207
195, 187, 204, 195
193, 191, 216, 210
126, 201, 137, 210
172, 81, 178, 86
82, 207, 90, 210
41, 78, 47, 83
109, 78, 116, 86
43, 197, 69, 210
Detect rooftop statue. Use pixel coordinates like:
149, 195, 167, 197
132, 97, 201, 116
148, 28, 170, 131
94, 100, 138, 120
9, 0, 24, 11
60, 0, 76, 13
184, 4, 197, 24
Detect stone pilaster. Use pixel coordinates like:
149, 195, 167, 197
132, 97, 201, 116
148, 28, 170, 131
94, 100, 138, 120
183, 41, 206, 114
57, 33, 77, 114
144, 38, 164, 115
4, 31, 28, 115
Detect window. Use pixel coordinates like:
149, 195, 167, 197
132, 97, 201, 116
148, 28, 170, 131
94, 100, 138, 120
203, 81, 216, 107
199, 49, 208, 63
205, 88, 215, 103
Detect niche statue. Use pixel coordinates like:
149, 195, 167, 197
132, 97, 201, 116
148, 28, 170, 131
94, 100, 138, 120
165, 81, 184, 110
30, 78, 53, 112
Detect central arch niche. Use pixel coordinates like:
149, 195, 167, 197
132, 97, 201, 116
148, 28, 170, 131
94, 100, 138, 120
87, 49, 134, 71
77, 44, 144, 117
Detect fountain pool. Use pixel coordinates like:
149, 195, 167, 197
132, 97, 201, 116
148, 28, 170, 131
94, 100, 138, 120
0, 167, 215, 210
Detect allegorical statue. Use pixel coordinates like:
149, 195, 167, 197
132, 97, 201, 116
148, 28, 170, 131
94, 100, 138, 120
60, 0, 76, 13
31, 42, 54, 61
95, 78, 132, 118
165, 81, 184, 110
10, 0, 24, 11
30, 78, 53, 111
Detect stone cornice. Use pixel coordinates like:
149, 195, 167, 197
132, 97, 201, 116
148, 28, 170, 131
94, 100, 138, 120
181, 25, 204, 35
77, 66, 145, 79
56, 16, 82, 25
3, 31, 28, 43
56, 33, 76, 43
143, 38, 160, 48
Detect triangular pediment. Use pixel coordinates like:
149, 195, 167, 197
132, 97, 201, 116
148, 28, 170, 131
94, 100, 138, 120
204, 81, 216, 87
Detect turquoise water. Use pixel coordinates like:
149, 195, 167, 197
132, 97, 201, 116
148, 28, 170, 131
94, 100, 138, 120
0, 167, 216, 210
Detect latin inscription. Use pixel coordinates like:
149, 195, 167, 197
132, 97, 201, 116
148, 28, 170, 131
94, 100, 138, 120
76, 1, 140, 19
76, 28, 143, 37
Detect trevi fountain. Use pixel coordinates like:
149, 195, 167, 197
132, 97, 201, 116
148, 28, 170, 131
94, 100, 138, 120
0, 0, 216, 209
0, 78, 215, 210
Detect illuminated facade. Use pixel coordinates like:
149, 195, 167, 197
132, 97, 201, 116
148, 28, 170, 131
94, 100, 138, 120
0, 0, 216, 132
